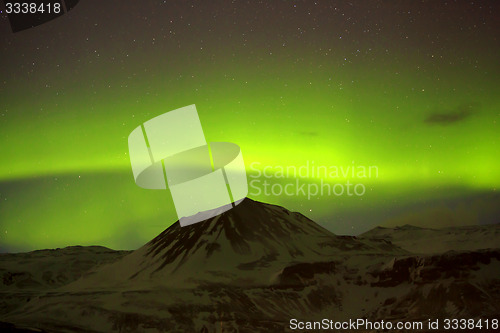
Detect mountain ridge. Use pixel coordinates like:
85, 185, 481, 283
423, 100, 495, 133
360, 222, 500, 254
1, 199, 498, 332
67, 198, 403, 289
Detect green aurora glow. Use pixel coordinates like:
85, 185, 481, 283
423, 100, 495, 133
0, 0, 498, 251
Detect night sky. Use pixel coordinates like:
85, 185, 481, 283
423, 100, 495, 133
1, 0, 498, 252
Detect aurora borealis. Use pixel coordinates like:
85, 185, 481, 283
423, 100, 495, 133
1, 1, 498, 252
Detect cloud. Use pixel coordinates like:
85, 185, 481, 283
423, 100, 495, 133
424, 103, 478, 125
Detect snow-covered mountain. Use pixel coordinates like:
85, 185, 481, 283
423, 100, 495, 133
360, 223, 500, 254
1, 199, 499, 332
68, 198, 401, 289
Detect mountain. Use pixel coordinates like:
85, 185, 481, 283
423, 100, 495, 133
360, 223, 500, 254
1, 199, 499, 332
0, 246, 130, 317
0, 246, 130, 291
66, 198, 403, 290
